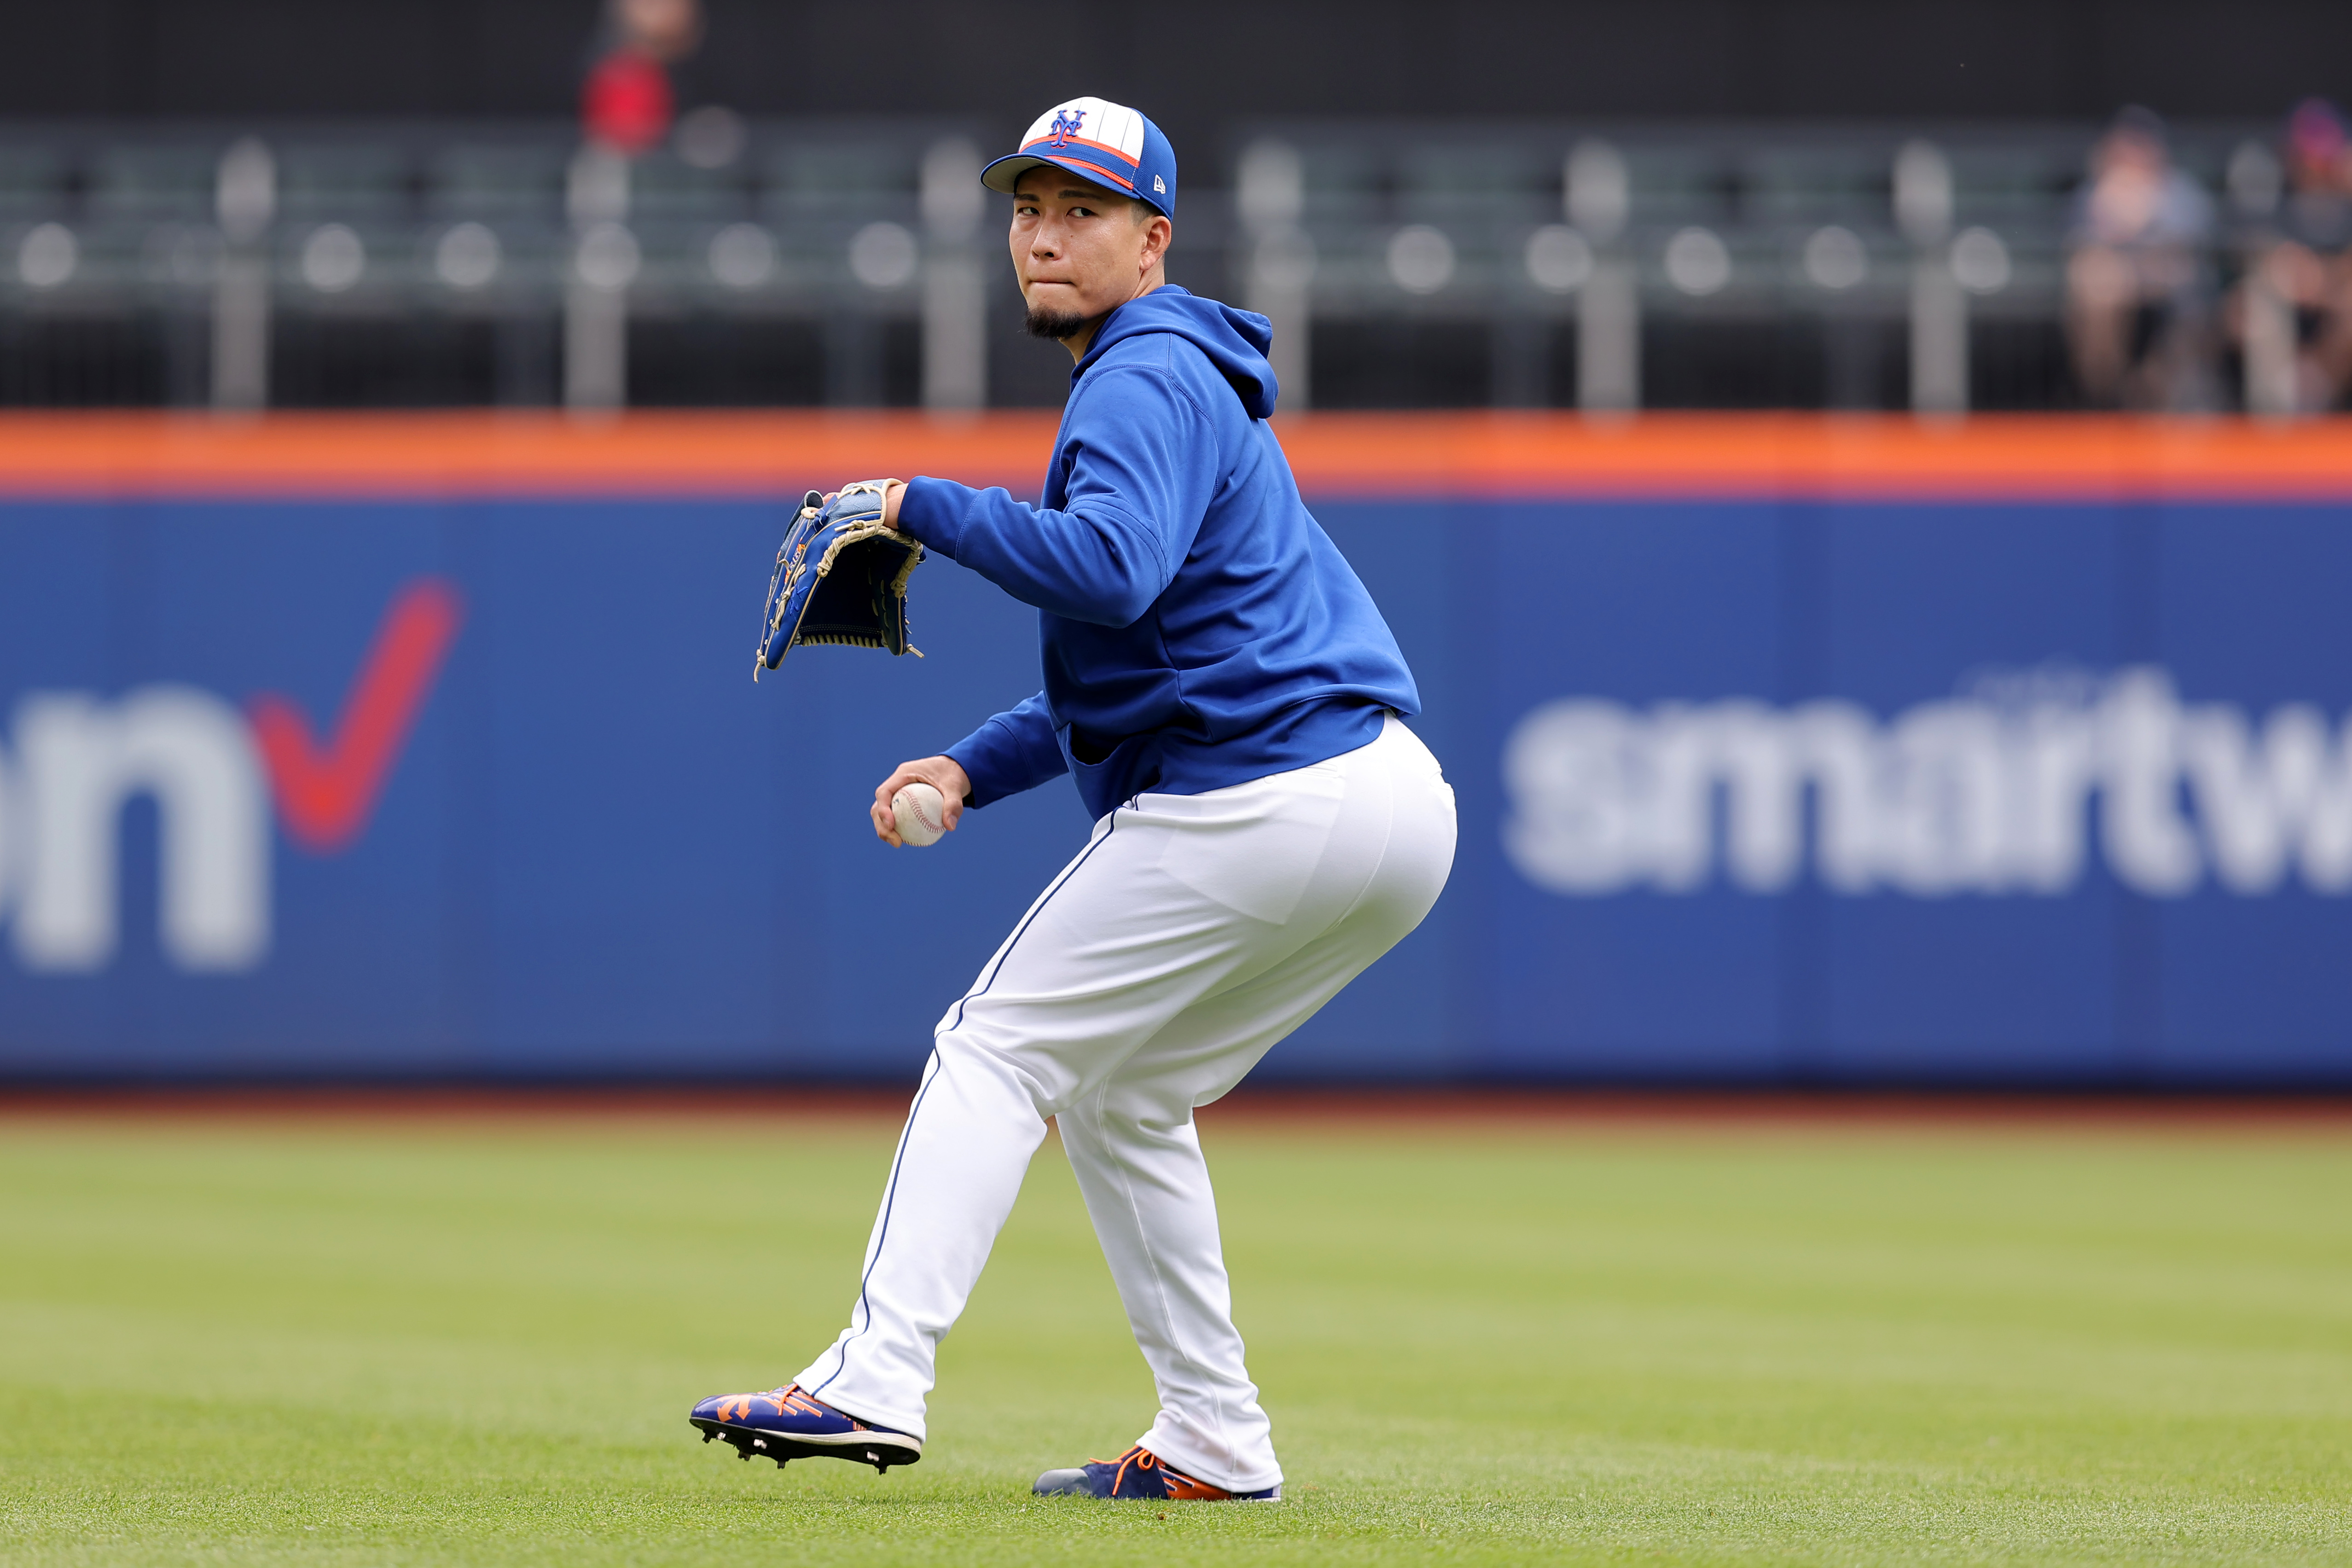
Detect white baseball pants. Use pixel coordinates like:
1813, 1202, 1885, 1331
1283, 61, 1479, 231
791, 714, 1455, 1493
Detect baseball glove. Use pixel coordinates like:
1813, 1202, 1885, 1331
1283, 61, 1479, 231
754, 480, 924, 679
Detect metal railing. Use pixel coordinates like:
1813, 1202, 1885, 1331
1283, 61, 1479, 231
0, 120, 991, 412
0, 117, 2297, 413
1229, 119, 2284, 414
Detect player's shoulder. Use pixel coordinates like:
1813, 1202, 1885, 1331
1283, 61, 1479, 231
1079, 331, 1228, 417
1089, 325, 1200, 371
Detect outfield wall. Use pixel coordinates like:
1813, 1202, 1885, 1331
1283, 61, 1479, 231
3, 413, 2350, 1087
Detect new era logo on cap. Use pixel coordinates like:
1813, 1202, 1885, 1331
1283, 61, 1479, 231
981, 95, 1179, 218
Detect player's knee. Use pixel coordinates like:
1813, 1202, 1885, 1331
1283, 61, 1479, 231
930, 1029, 1068, 1121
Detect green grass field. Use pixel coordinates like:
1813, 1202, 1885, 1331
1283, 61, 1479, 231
1, 1109, 2347, 1566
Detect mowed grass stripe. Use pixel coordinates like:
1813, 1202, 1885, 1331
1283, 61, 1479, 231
0, 1115, 2345, 1566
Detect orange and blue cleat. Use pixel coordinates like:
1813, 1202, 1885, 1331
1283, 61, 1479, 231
688, 1384, 921, 1473
1032, 1444, 1280, 1501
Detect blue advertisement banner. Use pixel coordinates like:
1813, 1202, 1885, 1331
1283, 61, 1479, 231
2, 485, 2348, 1086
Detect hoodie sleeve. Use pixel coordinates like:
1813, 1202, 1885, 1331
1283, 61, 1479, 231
942, 691, 1067, 808
895, 367, 1220, 628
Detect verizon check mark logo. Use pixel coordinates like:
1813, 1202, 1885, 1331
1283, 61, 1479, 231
0, 579, 463, 974
250, 580, 464, 852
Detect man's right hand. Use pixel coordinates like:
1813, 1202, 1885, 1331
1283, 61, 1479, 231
871, 756, 973, 846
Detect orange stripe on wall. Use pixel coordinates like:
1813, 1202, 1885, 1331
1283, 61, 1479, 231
1277, 412, 2352, 499
0, 412, 2349, 499
0, 412, 1059, 498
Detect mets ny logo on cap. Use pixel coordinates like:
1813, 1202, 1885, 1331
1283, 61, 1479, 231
1048, 108, 1085, 147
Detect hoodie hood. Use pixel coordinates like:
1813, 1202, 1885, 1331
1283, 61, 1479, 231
1074, 287, 1279, 419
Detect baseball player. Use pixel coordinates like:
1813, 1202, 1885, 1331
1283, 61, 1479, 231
692, 96, 1455, 1502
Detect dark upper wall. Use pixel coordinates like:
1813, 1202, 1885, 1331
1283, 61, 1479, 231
7, 0, 2349, 156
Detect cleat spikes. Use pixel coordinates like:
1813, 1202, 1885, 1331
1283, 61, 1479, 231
688, 1384, 923, 1475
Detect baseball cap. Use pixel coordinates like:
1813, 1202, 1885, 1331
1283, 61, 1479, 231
981, 97, 1177, 218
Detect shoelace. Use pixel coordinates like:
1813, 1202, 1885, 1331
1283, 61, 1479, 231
1094, 1445, 1224, 1499
1105, 1446, 1158, 1495
772, 1387, 832, 1418
717, 1386, 845, 1424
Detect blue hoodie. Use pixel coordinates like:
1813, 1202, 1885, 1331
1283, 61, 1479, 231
894, 287, 1420, 822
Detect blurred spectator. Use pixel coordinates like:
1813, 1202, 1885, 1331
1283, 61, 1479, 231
582, 0, 704, 156
2065, 107, 2220, 410
2228, 99, 2352, 412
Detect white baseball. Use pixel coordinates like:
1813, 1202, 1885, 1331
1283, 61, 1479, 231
891, 781, 947, 847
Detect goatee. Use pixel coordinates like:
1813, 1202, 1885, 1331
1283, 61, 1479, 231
1025, 306, 1092, 341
